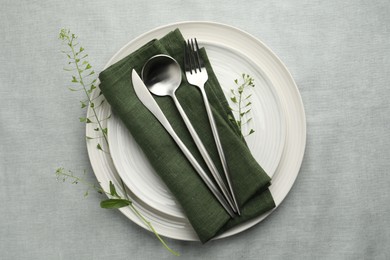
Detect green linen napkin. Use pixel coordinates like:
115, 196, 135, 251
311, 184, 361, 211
98, 29, 275, 243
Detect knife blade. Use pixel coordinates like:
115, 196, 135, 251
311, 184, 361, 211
131, 69, 235, 217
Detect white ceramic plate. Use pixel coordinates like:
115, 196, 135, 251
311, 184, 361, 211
87, 21, 306, 241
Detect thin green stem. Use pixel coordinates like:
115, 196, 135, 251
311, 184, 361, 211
128, 203, 180, 256
117, 176, 179, 255
56, 168, 105, 195
68, 37, 109, 148
238, 89, 243, 133
230, 74, 255, 139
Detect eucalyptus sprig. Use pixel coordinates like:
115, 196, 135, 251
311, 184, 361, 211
229, 73, 255, 139
57, 29, 179, 256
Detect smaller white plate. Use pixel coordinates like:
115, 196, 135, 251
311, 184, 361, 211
108, 40, 286, 218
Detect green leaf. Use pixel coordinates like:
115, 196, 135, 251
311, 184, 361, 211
63, 67, 74, 72
109, 181, 118, 197
102, 128, 108, 135
88, 84, 96, 94
230, 96, 237, 103
97, 143, 102, 150
248, 129, 255, 135
240, 109, 251, 117
71, 76, 78, 83
90, 102, 94, 108
79, 117, 92, 123
85, 63, 92, 70
245, 102, 252, 107
86, 136, 93, 140
79, 47, 84, 53
100, 199, 131, 209
80, 101, 86, 108
245, 94, 252, 100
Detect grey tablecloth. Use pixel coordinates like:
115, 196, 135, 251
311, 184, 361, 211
1, 1, 389, 259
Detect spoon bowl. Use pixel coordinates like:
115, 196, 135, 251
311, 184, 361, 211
141, 54, 182, 96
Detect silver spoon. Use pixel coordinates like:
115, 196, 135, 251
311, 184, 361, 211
141, 54, 237, 214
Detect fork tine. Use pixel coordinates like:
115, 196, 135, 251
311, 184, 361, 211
193, 38, 202, 72
184, 40, 190, 73
189, 39, 196, 73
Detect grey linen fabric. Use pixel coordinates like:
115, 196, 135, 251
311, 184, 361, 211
0, 0, 389, 259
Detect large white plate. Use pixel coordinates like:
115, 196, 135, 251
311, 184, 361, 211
87, 21, 306, 241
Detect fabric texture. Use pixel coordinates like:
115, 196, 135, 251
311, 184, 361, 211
2, 1, 390, 259
98, 29, 275, 243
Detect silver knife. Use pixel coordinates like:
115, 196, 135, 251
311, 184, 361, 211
131, 69, 235, 217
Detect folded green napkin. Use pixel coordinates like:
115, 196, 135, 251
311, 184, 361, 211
98, 29, 275, 243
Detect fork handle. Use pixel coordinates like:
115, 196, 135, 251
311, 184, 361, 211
171, 93, 237, 214
200, 87, 241, 215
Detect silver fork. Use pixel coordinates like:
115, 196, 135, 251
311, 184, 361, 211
184, 39, 241, 215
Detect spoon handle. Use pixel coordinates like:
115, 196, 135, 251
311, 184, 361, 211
172, 94, 237, 213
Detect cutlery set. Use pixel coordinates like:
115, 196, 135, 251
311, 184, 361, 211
132, 39, 240, 216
